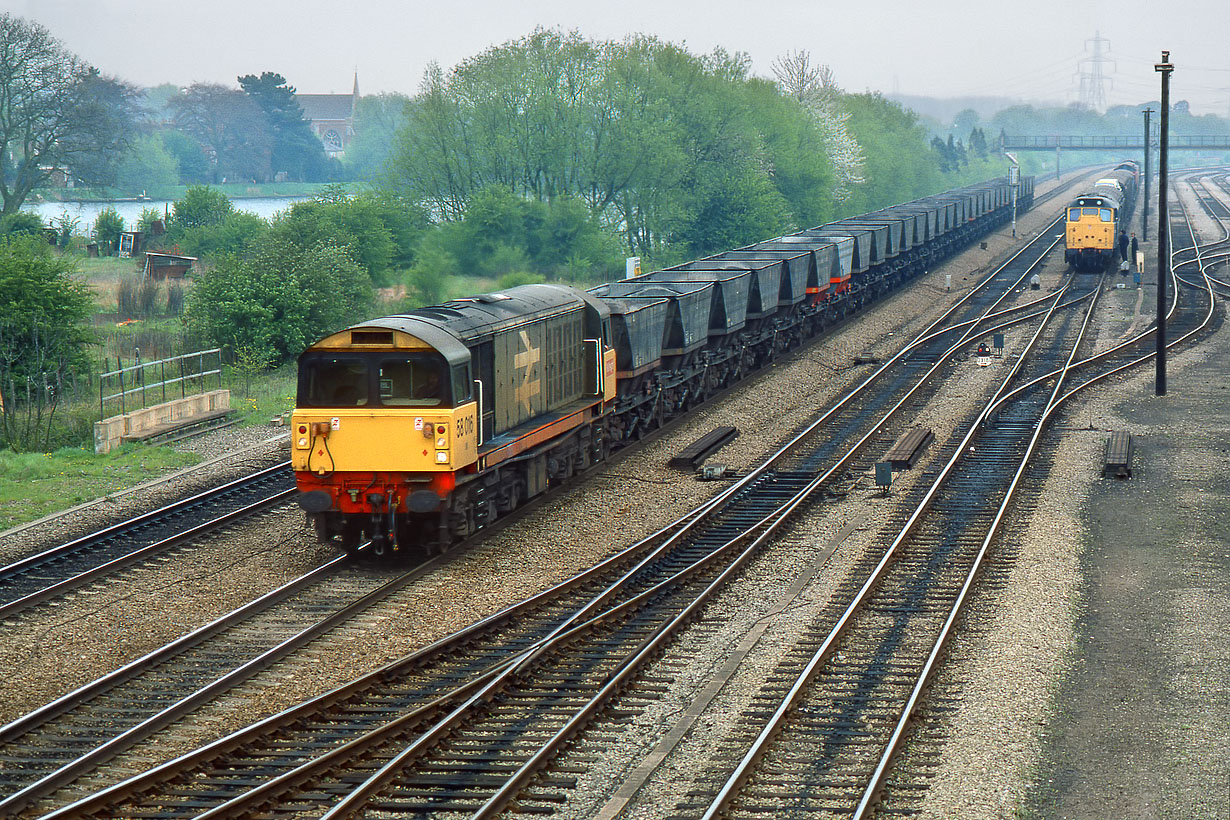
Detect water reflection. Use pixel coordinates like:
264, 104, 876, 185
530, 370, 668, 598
25, 196, 310, 229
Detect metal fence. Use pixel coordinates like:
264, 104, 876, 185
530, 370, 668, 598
99, 348, 224, 419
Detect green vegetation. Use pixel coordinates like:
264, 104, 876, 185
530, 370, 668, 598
0, 236, 95, 451
91, 206, 125, 254
0, 445, 200, 529
385, 31, 841, 263
227, 362, 297, 426
18, 18, 1210, 477
185, 233, 373, 364
0, 14, 135, 215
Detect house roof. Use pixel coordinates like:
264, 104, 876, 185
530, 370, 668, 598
298, 93, 354, 121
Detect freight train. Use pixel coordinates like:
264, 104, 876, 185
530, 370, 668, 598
1064, 161, 1140, 271
291, 175, 1035, 557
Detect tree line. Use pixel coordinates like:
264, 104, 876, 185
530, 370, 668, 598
18, 16, 1222, 453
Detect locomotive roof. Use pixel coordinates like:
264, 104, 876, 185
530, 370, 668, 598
318, 284, 608, 365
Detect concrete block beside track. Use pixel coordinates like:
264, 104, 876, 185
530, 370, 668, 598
94, 389, 231, 454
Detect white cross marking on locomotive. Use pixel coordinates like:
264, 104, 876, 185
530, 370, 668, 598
514, 330, 541, 413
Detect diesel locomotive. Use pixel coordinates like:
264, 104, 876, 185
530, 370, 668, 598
291, 174, 1035, 557
1064, 160, 1140, 271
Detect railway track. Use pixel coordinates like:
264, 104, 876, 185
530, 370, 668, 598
683, 172, 1223, 819
29, 207, 1086, 819
0, 463, 295, 621
2, 169, 1141, 816
0, 553, 464, 814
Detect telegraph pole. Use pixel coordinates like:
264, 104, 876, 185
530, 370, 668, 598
1142, 107, 1153, 241
1155, 52, 1173, 396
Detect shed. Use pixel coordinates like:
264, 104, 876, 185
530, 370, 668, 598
143, 252, 197, 281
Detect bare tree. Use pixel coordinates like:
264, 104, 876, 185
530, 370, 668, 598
772, 50, 864, 203
0, 14, 136, 214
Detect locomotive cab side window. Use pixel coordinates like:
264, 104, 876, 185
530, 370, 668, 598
451, 364, 472, 404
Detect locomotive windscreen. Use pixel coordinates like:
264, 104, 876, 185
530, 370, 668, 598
298, 352, 451, 408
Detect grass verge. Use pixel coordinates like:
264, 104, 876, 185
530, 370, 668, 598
0, 445, 201, 531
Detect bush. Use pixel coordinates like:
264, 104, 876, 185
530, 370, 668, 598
166, 281, 184, 315
186, 235, 374, 364
137, 207, 165, 235
1, 212, 46, 238
53, 212, 80, 247
117, 275, 139, 318
169, 186, 234, 232
92, 207, 125, 255
496, 270, 541, 289
137, 277, 161, 316
266, 191, 426, 287
173, 211, 268, 259
0, 236, 95, 451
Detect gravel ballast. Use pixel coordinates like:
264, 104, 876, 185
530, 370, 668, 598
14, 170, 1223, 819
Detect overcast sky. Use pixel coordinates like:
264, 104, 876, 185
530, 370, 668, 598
10, 0, 1230, 116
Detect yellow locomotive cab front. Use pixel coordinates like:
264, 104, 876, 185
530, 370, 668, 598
291, 402, 479, 474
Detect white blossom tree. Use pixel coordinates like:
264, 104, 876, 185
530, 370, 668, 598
772, 50, 865, 204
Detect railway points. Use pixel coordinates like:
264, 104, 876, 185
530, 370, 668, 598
2, 167, 1226, 819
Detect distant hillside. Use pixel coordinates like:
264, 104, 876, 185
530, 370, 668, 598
887, 94, 1064, 127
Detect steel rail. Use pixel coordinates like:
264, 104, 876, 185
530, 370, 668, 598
852, 261, 1106, 818
308, 222, 1075, 820
698, 243, 1093, 820
0, 489, 296, 621
0, 463, 294, 620
854, 170, 1222, 817
40, 210, 1070, 820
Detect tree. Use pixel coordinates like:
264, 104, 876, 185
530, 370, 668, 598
170, 83, 271, 182
92, 207, 124, 255
158, 129, 212, 184
186, 235, 373, 364
968, 126, 989, 159
841, 93, 941, 213
772, 51, 864, 206
238, 72, 329, 181
114, 133, 180, 196
0, 14, 137, 213
0, 236, 94, 451
345, 93, 411, 180
387, 30, 829, 261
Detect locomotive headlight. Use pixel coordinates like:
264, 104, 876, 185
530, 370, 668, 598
435, 452, 448, 463
297, 437, 308, 448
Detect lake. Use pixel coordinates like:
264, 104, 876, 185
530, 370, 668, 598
26, 196, 311, 231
